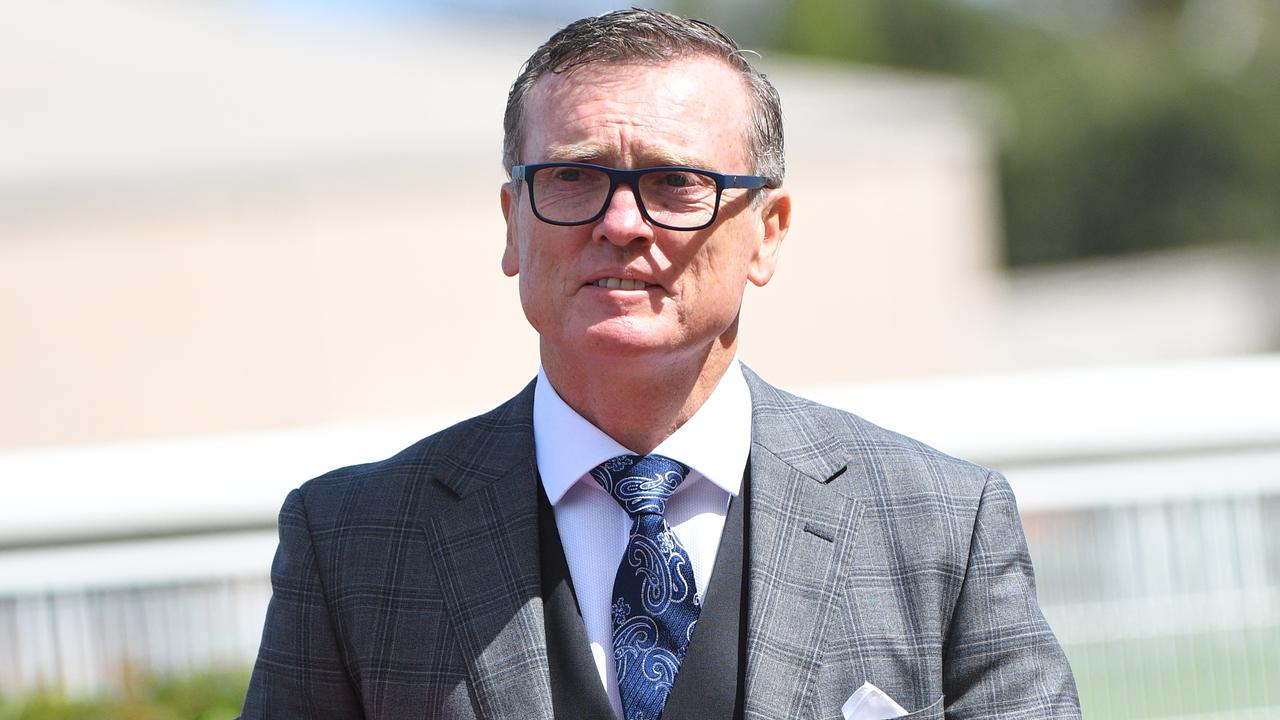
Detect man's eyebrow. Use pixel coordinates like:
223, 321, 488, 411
542, 143, 709, 169
639, 149, 707, 168
543, 143, 610, 163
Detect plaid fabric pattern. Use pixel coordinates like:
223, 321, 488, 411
240, 367, 1079, 719
741, 368, 1079, 719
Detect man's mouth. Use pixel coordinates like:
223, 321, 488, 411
592, 278, 650, 290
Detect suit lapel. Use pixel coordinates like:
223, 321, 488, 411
423, 382, 555, 720
741, 368, 867, 719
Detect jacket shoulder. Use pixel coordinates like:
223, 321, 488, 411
744, 366, 995, 499
289, 381, 536, 526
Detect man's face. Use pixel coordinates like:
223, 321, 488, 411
500, 56, 789, 367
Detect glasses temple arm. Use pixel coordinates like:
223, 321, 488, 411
721, 174, 779, 190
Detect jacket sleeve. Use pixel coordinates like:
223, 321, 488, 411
941, 472, 1082, 719
240, 488, 364, 719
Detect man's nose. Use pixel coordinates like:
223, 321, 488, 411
592, 183, 654, 247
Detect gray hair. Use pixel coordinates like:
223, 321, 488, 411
502, 8, 785, 183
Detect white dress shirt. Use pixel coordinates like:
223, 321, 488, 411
533, 360, 752, 718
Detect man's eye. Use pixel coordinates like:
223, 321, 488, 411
554, 168, 581, 182
662, 172, 692, 188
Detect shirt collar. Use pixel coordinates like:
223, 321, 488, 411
534, 359, 751, 505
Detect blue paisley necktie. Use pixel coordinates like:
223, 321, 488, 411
592, 454, 700, 720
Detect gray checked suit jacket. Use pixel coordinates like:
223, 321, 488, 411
241, 366, 1080, 719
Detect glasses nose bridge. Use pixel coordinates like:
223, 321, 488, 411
600, 168, 650, 221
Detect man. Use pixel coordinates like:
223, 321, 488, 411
241, 9, 1079, 720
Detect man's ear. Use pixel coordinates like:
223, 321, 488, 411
747, 188, 791, 287
500, 183, 520, 277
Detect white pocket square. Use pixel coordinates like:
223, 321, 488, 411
842, 681, 910, 720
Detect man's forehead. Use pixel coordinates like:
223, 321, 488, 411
522, 56, 753, 167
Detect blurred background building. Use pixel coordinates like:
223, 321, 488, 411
1, 0, 1277, 717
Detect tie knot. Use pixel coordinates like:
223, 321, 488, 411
591, 454, 689, 517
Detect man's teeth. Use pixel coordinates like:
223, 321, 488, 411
593, 278, 649, 290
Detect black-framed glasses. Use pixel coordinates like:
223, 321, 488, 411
511, 162, 779, 231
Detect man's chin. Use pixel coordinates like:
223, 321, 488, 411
564, 320, 686, 359
580, 332, 673, 358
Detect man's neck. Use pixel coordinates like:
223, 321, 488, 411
540, 340, 736, 455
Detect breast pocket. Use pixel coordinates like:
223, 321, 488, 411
898, 695, 944, 718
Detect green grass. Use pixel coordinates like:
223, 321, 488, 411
3, 635, 1277, 720
0, 669, 249, 720
1068, 627, 1280, 719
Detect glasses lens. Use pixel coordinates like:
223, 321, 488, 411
529, 165, 611, 224
528, 165, 721, 229
638, 169, 718, 229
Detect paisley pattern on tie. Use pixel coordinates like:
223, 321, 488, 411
592, 454, 701, 720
